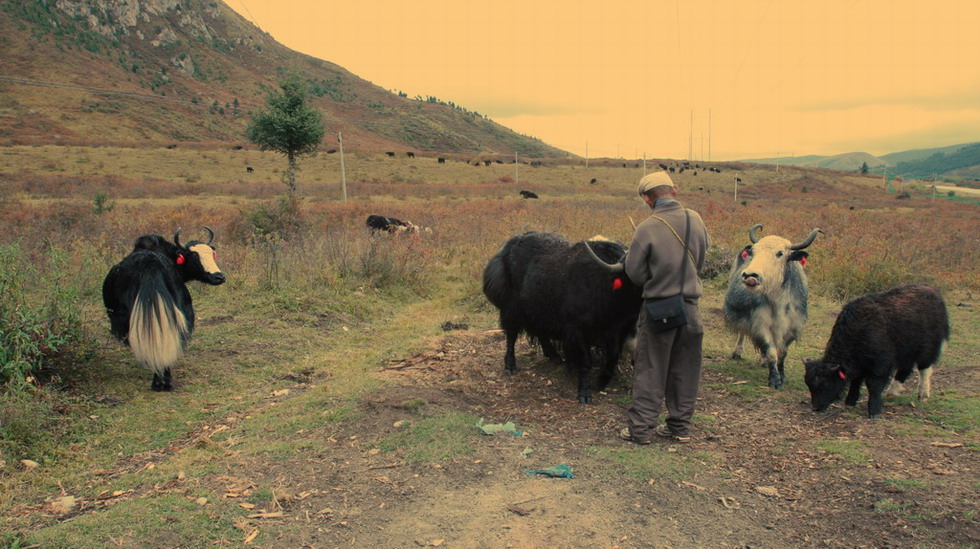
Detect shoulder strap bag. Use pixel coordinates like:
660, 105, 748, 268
643, 210, 692, 333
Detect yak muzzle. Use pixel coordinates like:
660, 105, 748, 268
207, 272, 227, 285
741, 272, 761, 288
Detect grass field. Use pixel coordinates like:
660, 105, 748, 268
1, 145, 977, 547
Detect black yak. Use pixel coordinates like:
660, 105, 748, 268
804, 284, 949, 418
724, 224, 823, 389
103, 228, 226, 391
365, 214, 428, 234
482, 232, 643, 403
519, 190, 539, 199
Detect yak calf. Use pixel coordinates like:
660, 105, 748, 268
804, 284, 949, 418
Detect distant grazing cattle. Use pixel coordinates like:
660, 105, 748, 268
519, 190, 539, 199
102, 228, 226, 391
669, 167, 675, 173
326, 149, 337, 154
365, 214, 429, 235
231, 145, 243, 150
530, 160, 543, 168
482, 233, 642, 403
407, 152, 415, 158
484, 160, 492, 166
724, 224, 823, 389
385, 151, 395, 157
590, 178, 597, 184
804, 284, 949, 418
895, 192, 911, 199
438, 157, 446, 164
246, 166, 254, 173
736, 177, 742, 183
165, 144, 177, 149
659, 163, 668, 170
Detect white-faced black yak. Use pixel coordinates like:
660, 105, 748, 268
482, 232, 642, 403
102, 228, 226, 391
724, 224, 823, 389
804, 284, 949, 418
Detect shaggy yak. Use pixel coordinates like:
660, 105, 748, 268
482, 232, 643, 403
804, 284, 949, 418
103, 228, 226, 391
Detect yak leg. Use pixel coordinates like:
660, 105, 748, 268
884, 374, 906, 397
504, 331, 519, 375
865, 376, 890, 419
594, 339, 622, 394
845, 377, 863, 406
731, 334, 745, 360
539, 338, 562, 363
151, 368, 173, 392
564, 339, 593, 404
759, 342, 782, 389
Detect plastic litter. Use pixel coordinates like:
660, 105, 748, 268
525, 464, 574, 478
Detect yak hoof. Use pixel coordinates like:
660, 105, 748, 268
868, 413, 881, 419
768, 377, 783, 390
731, 352, 742, 360
504, 369, 516, 377
578, 395, 593, 404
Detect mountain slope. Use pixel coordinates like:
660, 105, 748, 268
0, 0, 569, 157
743, 152, 886, 172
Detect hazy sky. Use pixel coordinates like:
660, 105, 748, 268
227, 0, 980, 160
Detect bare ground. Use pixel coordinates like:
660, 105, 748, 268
216, 323, 979, 549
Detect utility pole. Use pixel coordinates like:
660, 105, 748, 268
515, 151, 519, 186
585, 141, 589, 168
734, 171, 739, 202
338, 132, 347, 203
689, 109, 693, 161
708, 108, 712, 162
643, 152, 647, 175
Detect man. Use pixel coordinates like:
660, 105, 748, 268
620, 171, 710, 444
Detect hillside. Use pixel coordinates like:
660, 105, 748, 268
0, 0, 569, 157
744, 152, 886, 172
745, 143, 980, 181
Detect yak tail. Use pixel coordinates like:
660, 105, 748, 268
482, 253, 512, 308
128, 279, 189, 377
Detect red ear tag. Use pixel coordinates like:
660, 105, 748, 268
176, 254, 185, 265
741, 250, 749, 260
838, 369, 846, 380
213, 251, 218, 261
612, 277, 623, 291
800, 256, 807, 267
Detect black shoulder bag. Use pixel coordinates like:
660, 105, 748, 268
644, 210, 694, 333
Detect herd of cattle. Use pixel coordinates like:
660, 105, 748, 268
103, 217, 949, 420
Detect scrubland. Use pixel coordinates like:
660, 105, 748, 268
1, 145, 977, 547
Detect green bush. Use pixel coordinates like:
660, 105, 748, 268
0, 244, 85, 389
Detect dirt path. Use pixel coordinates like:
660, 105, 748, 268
221, 327, 978, 548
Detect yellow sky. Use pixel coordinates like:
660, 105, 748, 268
228, 0, 980, 160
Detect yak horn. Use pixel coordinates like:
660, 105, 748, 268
628, 216, 637, 230
203, 226, 215, 245
789, 228, 824, 251
173, 227, 183, 248
748, 224, 764, 244
584, 241, 625, 274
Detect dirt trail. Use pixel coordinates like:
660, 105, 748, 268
223, 328, 978, 548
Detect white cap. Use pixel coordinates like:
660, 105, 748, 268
637, 171, 675, 195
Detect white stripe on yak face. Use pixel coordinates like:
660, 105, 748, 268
189, 243, 222, 274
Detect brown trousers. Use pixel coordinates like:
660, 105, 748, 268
627, 300, 704, 438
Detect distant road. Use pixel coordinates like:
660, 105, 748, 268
934, 185, 980, 198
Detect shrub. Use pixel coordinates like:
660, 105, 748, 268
0, 244, 85, 389
237, 195, 305, 242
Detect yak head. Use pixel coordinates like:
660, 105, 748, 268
803, 358, 848, 412
733, 225, 822, 294
173, 226, 226, 286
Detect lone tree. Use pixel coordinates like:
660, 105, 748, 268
247, 74, 325, 194
860, 161, 869, 174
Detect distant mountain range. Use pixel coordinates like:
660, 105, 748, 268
743, 142, 980, 180
0, 0, 569, 157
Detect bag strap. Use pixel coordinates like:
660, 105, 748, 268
648, 211, 695, 266
648, 210, 693, 295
